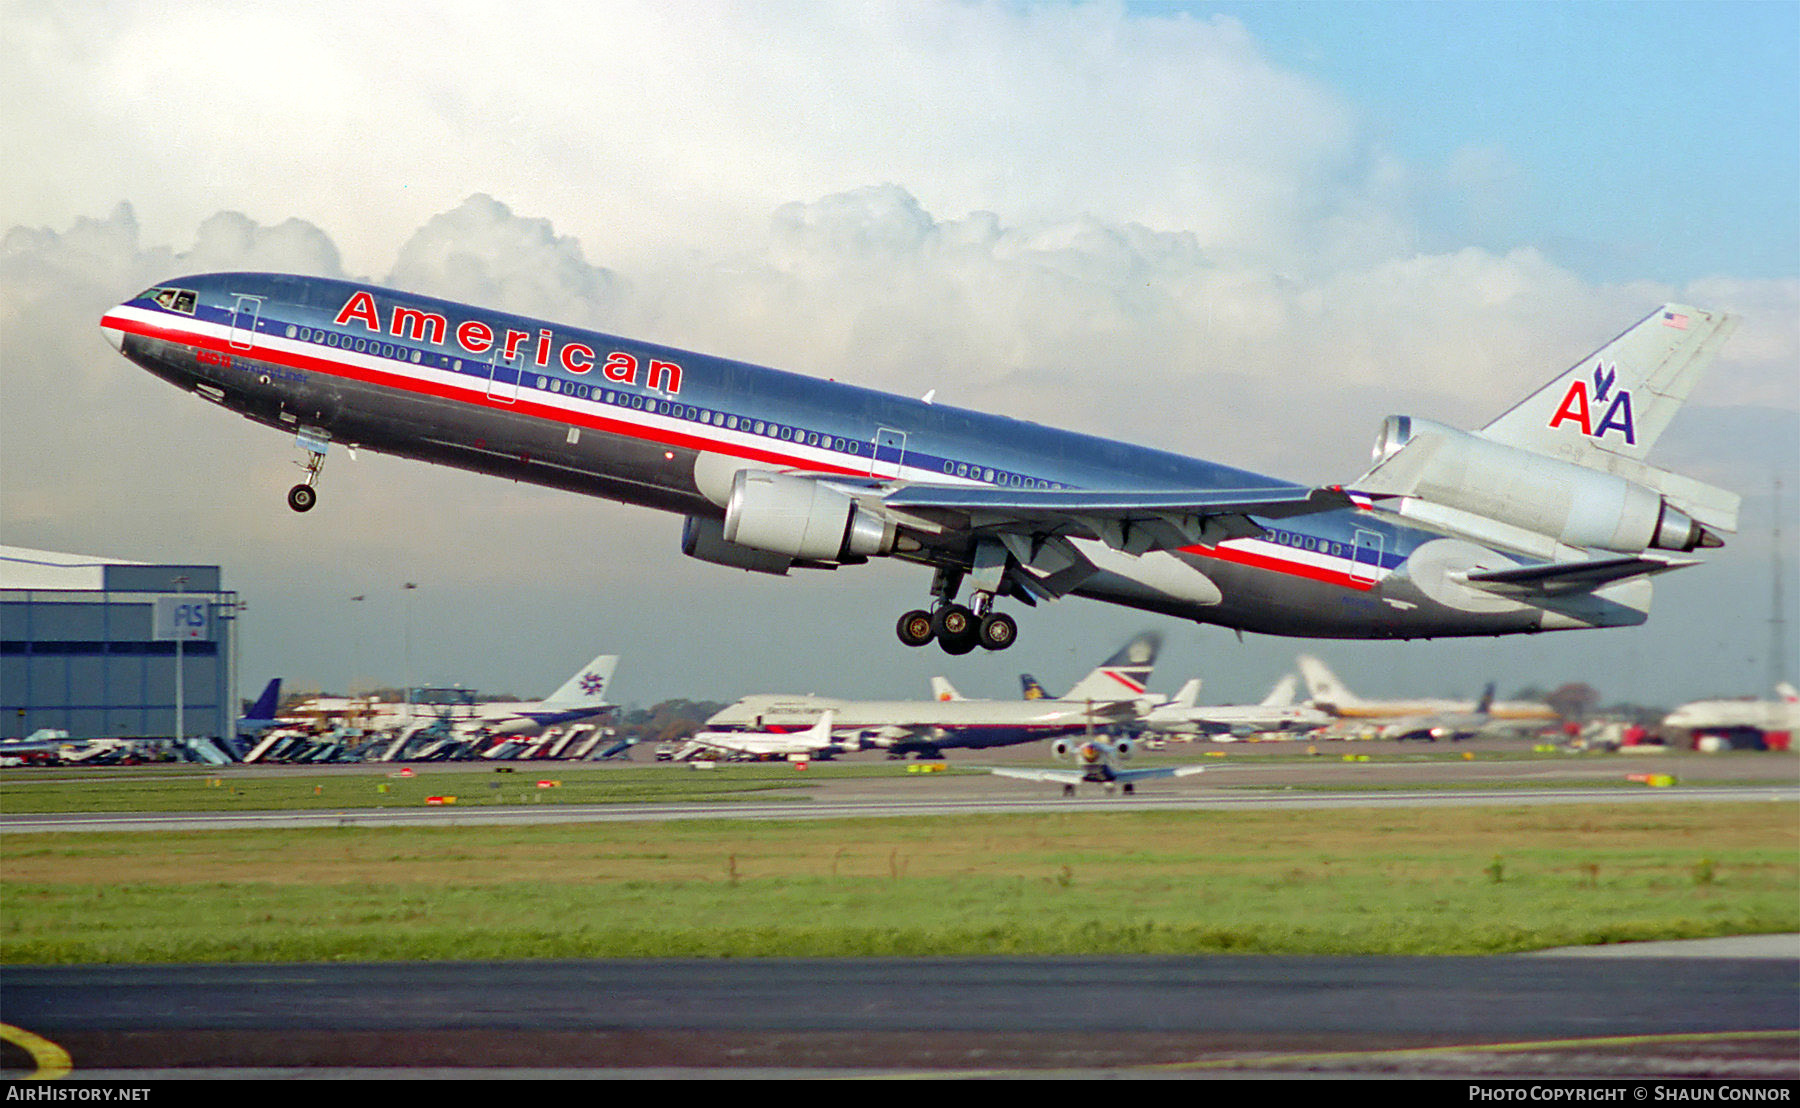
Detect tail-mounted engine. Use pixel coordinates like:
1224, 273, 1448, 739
1363, 416, 1724, 554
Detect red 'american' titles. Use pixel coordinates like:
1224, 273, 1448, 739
333, 289, 682, 394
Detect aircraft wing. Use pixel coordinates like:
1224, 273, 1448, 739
1458, 554, 1699, 598
987, 766, 1088, 785
878, 485, 1354, 554
1114, 765, 1209, 783
987, 765, 1209, 785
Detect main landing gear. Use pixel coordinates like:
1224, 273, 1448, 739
895, 566, 1018, 654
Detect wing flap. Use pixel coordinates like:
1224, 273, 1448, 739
878, 484, 1353, 554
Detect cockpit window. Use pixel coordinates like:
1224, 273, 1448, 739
143, 287, 197, 314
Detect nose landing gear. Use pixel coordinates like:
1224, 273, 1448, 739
287, 430, 329, 513
286, 482, 318, 513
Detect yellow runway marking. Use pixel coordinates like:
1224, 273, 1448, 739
1, 1023, 72, 1080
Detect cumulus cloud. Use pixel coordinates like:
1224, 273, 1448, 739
385, 194, 622, 324
2, 3, 1406, 281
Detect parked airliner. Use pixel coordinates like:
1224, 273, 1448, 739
102, 276, 1740, 653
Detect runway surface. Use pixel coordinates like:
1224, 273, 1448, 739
3, 783, 1797, 834
5, 952, 1797, 1080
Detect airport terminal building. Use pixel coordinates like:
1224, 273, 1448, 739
1, 547, 239, 741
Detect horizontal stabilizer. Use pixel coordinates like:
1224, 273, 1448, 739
1458, 554, 1698, 598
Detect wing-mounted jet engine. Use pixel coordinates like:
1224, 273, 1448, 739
722, 469, 898, 564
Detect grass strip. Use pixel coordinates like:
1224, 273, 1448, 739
3, 801, 1793, 962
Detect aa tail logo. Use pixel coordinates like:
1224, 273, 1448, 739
1547, 361, 1636, 445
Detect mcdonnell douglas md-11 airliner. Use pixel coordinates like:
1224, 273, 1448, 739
101, 275, 1741, 654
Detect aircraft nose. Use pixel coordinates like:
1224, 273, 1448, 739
99, 307, 126, 353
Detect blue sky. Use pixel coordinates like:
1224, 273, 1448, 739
1199, 0, 1800, 283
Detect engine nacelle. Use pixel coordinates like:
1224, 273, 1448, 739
681, 515, 794, 575
1051, 738, 1075, 759
723, 471, 896, 563
1367, 416, 1717, 554
1113, 738, 1132, 760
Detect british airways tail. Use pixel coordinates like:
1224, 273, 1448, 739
1061, 632, 1161, 702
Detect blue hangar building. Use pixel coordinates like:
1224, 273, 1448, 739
1, 547, 240, 741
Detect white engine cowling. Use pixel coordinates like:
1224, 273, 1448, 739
1368, 416, 1716, 553
681, 515, 795, 575
723, 471, 896, 562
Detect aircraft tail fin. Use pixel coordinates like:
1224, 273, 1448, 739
801, 710, 836, 747
1475, 682, 1497, 715
1260, 673, 1298, 707
1778, 682, 1798, 703
1480, 304, 1738, 464
1171, 679, 1202, 709
1062, 632, 1161, 702
1020, 674, 1050, 700
1297, 655, 1357, 710
244, 678, 282, 720
543, 654, 619, 707
931, 677, 963, 702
